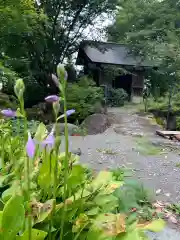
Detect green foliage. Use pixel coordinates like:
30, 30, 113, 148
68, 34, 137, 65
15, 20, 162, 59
0, 195, 25, 239
167, 203, 180, 215
114, 181, 154, 222
108, 88, 128, 107
0, 0, 119, 94
108, 0, 180, 97
66, 76, 104, 121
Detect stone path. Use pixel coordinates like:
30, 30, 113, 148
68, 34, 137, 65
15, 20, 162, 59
62, 105, 180, 239
65, 106, 180, 203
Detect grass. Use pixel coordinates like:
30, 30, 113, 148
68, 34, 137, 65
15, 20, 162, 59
96, 148, 118, 155
175, 163, 180, 168
134, 137, 164, 156
167, 203, 180, 215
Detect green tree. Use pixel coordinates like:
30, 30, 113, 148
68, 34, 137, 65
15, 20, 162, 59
0, 0, 118, 93
108, 0, 180, 96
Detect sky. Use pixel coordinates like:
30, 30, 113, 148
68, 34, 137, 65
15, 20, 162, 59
84, 13, 113, 41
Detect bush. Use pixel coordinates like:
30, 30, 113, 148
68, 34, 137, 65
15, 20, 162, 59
108, 88, 128, 107
66, 76, 104, 122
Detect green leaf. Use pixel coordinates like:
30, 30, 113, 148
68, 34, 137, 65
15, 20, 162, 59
67, 165, 85, 189
0, 211, 3, 227
91, 171, 113, 189
86, 207, 100, 216
141, 219, 166, 232
1, 195, 25, 239
34, 199, 55, 224
16, 229, 47, 239
34, 123, 47, 141
2, 184, 21, 202
38, 160, 52, 191
117, 229, 145, 240
0, 176, 8, 188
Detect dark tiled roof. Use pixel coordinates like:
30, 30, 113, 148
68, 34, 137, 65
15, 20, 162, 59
76, 41, 153, 67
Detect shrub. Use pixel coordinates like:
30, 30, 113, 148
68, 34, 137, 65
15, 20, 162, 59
66, 76, 104, 122
108, 88, 128, 107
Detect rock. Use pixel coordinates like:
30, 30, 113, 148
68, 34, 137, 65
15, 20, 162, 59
81, 113, 110, 135
156, 189, 162, 195
71, 148, 82, 156
94, 101, 107, 114
175, 134, 180, 141
47, 123, 80, 136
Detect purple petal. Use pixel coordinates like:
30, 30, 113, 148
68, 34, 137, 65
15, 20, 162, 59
45, 95, 59, 103
51, 74, 59, 88
66, 109, 75, 116
26, 132, 35, 158
58, 109, 75, 120
1, 109, 16, 118
41, 133, 55, 149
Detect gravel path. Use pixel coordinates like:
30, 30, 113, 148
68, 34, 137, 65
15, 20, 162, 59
65, 107, 180, 203
62, 106, 180, 238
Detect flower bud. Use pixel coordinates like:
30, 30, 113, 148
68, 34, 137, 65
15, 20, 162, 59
14, 78, 25, 98
53, 101, 60, 117
57, 63, 68, 81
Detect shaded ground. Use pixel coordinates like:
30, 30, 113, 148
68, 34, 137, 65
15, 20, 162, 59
62, 104, 180, 204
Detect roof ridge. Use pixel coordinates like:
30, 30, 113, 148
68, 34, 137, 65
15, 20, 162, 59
80, 40, 131, 48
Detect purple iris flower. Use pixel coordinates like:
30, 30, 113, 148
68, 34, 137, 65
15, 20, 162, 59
26, 132, 36, 159
1, 109, 16, 118
45, 95, 59, 103
66, 109, 75, 116
41, 132, 55, 149
58, 109, 75, 120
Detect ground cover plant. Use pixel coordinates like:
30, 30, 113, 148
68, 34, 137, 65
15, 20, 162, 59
0, 64, 165, 240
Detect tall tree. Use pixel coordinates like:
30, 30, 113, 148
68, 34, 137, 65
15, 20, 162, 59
0, 0, 118, 92
108, 0, 180, 95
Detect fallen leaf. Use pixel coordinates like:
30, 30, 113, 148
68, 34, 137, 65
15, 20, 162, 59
153, 201, 164, 209
169, 215, 178, 224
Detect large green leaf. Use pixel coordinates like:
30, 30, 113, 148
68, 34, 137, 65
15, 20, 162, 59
140, 219, 166, 232
0, 176, 7, 187
94, 194, 118, 211
91, 171, 113, 189
0, 211, 3, 227
16, 228, 47, 240
116, 229, 147, 240
67, 165, 85, 190
38, 159, 52, 191
1, 184, 21, 202
1, 195, 25, 239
